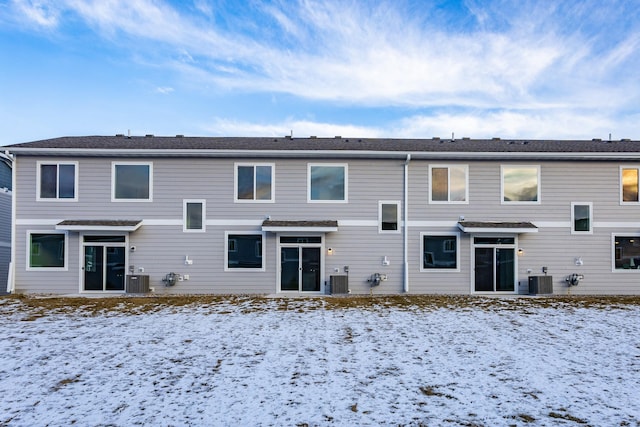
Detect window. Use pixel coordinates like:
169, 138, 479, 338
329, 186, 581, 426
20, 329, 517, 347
572, 202, 592, 233
379, 201, 400, 233
308, 164, 347, 202
613, 235, 640, 270
429, 165, 467, 203
112, 162, 152, 201
37, 162, 77, 200
235, 163, 274, 202
621, 167, 640, 203
225, 233, 264, 270
183, 200, 205, 232
27, 231, 67, 270
502, 166, 540, 203
421, 233, 459, 271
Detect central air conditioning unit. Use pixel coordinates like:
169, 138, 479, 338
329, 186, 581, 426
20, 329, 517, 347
126, 275, 150, 293
330, 275, 349, 294
528, 276, 553, 295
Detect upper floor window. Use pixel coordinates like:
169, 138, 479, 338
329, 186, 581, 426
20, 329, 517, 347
37, 162, 77, 201
429, 165, 468, 203
308, 164, 347, 202
235, 164, 274, 202
183, 200, 205, 232
379, 201, 400, 233
112, 162, 152, 201
27, 231, 67, 270
502, 165, 540, 203
572, 202, 592, 234
621, 167, 640, 203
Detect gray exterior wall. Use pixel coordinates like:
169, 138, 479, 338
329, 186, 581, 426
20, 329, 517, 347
11, 154, 640, 295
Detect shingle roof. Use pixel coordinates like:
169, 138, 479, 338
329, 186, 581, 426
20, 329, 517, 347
4, 135, 640, 159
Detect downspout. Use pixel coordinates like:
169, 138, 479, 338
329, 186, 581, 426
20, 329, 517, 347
403, 154, 411, 293
8, 152, 15, 293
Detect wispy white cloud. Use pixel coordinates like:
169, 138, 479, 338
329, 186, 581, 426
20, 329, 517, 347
155, 86, 174, 94
5, 0, 640, 138
9, 1, 638, 105
10, 0, 60, 28
204, 108, 638, 141
202, 118, 383, 139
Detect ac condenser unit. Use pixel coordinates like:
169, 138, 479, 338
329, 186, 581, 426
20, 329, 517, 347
330, 275, 349, 294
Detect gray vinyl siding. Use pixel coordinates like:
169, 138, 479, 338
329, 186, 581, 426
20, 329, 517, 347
10, 153, 640, 295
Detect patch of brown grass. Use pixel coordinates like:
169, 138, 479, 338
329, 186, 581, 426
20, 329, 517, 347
1, 293, 639, 318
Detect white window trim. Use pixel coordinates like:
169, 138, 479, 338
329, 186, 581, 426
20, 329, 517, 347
26, 230, 68, 271
571, 202, 593, 234
234, 163, 275, 203
378, 201, 401, 234
612, 233, 640, 272
620, 166, 640, 205
428, 164, 469, 204
420, 231, 460, 272
36, 161, 79, 202
224, 231, 266, 272
111, 161, 153, 202
501, 165, 541, 205
183, 199, 206, 232
307, 163, 348, 203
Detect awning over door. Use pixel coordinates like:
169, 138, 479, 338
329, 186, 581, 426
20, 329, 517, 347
262, 220, 338, 233
457, 221, 537, 234
56, 219, 143, 232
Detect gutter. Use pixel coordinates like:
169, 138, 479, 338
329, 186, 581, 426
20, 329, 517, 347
403, 154, 411, 293
5, 147, 640, 161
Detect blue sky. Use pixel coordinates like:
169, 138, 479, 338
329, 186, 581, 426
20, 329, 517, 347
1, 0, 639, 144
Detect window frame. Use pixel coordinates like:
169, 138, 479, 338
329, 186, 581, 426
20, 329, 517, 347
234, 163, 275, 203
307, 163, 348, 203
620, 166, 640, 204
224, 231, 265, 272
501, 165, 541, 204
571, 202, 593, 234
26, 230, 68, 271
612, 234, 640, 272
36, 161, 78, 201
428, 164, 469, 204
111, 161, 153, 202
379, 201, 401, 233
420, 232, 460, 272
183, 199, 206, 232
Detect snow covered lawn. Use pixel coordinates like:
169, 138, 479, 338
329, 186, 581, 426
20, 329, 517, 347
1, 295, 639, 426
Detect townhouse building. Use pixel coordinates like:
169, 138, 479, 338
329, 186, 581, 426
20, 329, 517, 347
3, 135, 640, 295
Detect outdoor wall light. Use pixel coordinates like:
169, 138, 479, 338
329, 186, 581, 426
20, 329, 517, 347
517, 248, 524, 256
327, 248, 333, 255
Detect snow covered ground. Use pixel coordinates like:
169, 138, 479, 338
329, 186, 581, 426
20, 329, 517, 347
0, 296, 639, 426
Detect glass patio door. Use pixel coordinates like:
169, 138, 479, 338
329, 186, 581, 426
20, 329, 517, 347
280, 246, 321, 292
83, 236, 126, 291
474, 237, 516, 293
